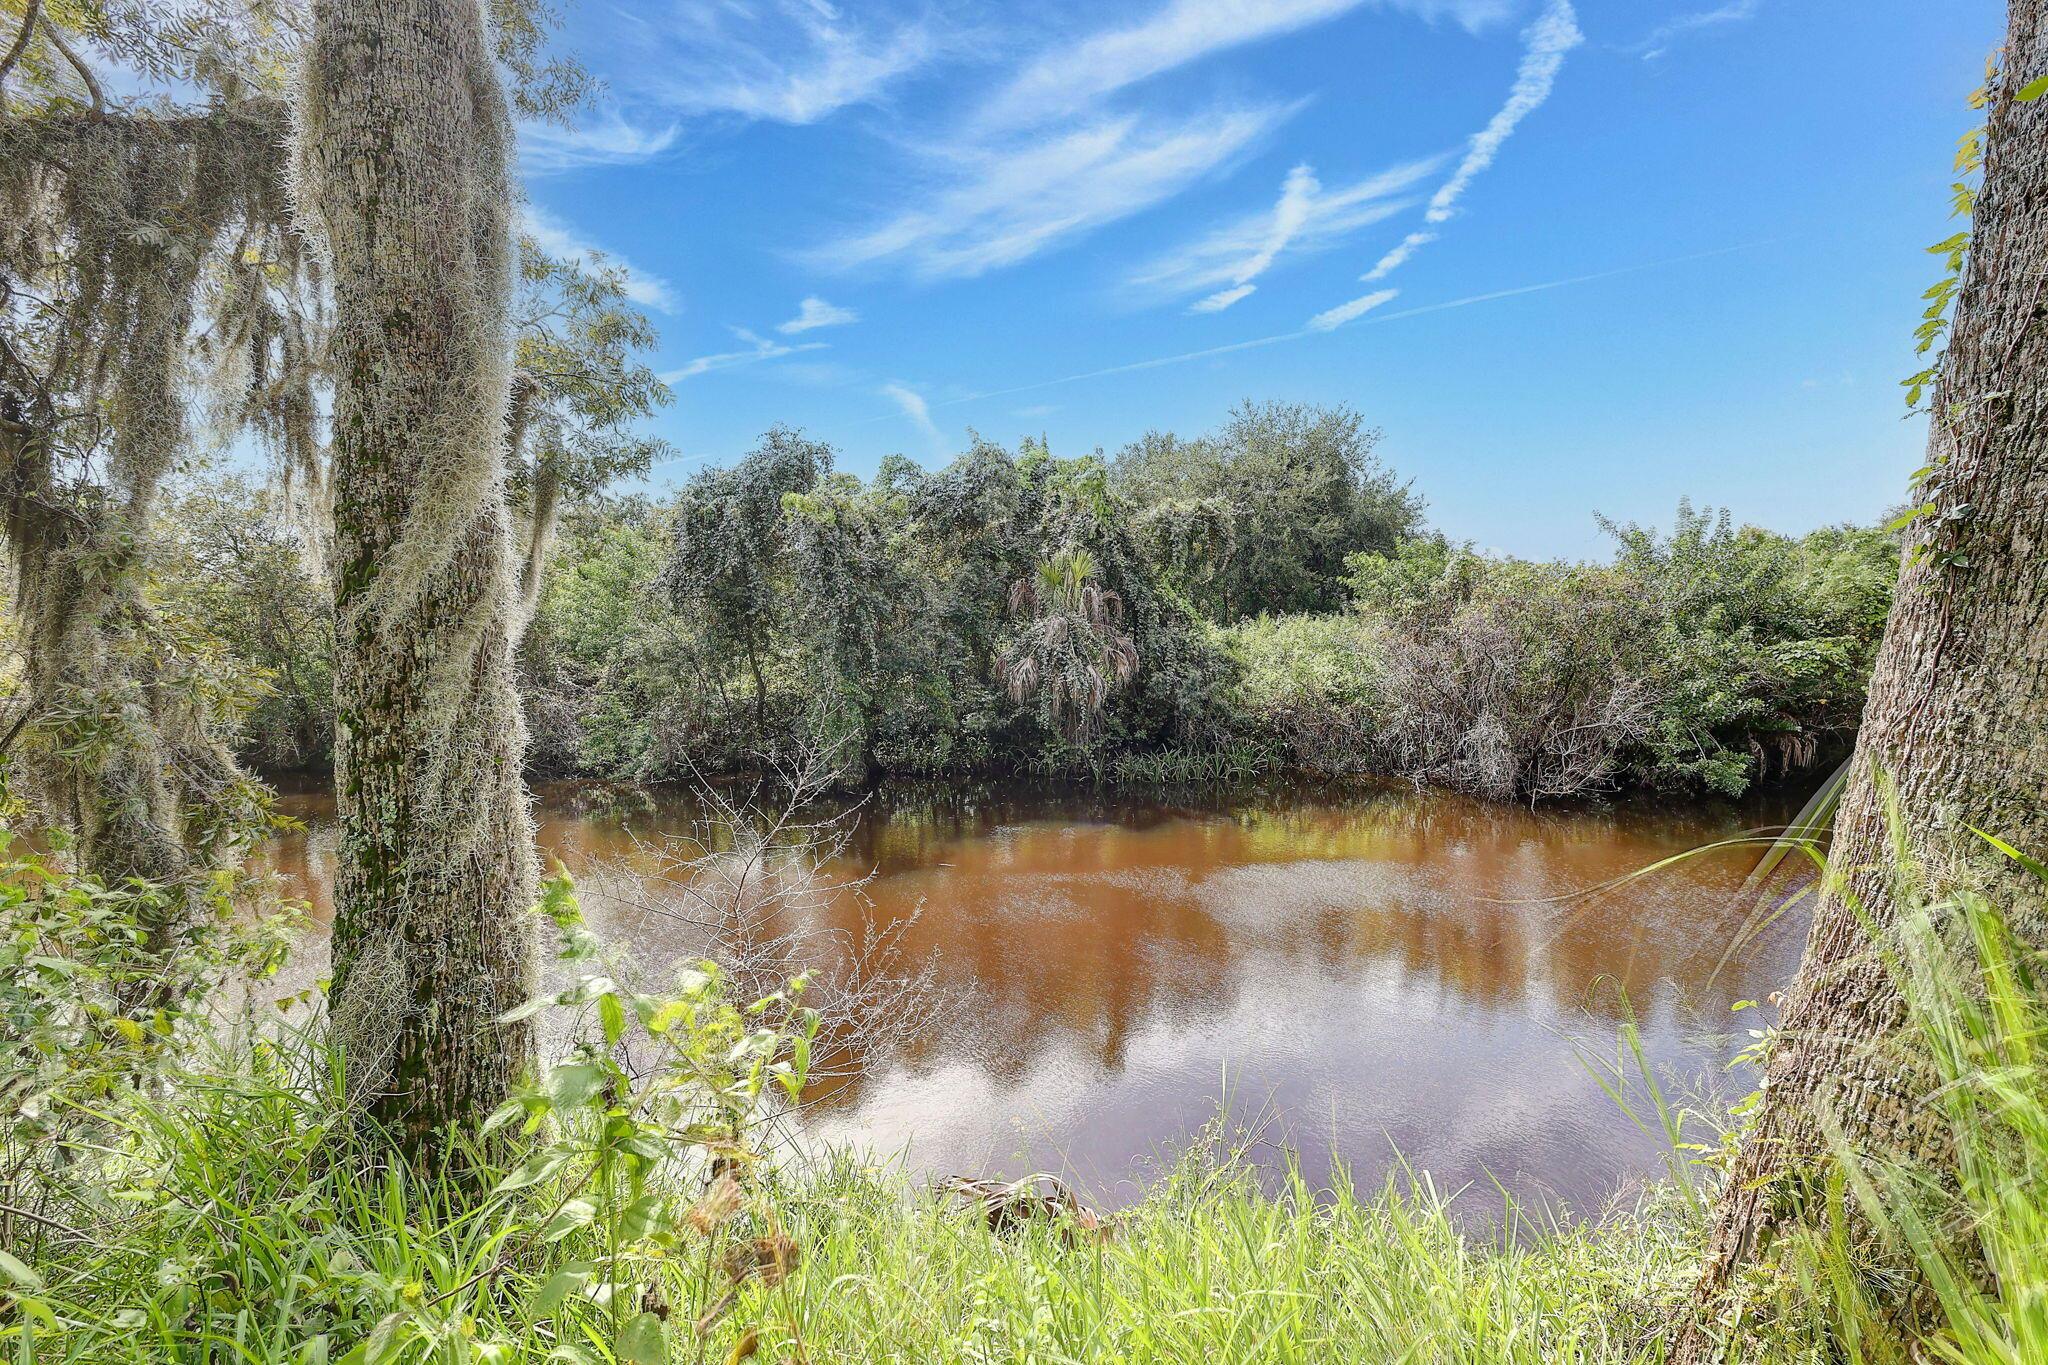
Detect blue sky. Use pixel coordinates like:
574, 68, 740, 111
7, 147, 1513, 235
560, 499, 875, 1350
522, 0, 2001, 558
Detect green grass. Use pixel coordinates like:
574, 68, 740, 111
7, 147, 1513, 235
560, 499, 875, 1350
7, 1051, 1718, 1365
3, 866, 2041, 1365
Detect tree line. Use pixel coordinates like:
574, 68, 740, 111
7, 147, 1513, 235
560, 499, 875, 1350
158, 403, 1899, 804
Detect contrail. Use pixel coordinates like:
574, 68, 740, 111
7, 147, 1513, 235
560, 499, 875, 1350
1358, 0, 1582, 285
930, 241, 1762, 411
1423, 0, 1583, 228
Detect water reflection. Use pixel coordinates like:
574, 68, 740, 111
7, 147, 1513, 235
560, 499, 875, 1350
260, 779, 1810, 1213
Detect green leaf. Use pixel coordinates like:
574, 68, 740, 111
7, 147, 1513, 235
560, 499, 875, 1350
564, 975, 618, 1005
619, 1192, 667, 1242
480, 1098, 526, 1136
543, 1197, 598, 1242
617, 1311, 668, 1365
494, 1148, 571, 1194
1970, 827, 2048, 885
0, 1247, 45, 1290
548, 1061, 607, 1110
363, 1312, 407, 1365
2017, 73, 2048, 101
497, 994, 556, 1024
600, 992, 627, 1047
535, 1263, 593, 1313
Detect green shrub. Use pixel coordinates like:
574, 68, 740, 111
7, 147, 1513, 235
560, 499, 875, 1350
1218, 613, 1384, 775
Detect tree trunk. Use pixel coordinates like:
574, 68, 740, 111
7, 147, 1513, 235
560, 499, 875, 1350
746, 632, 769, 741
298, 0, 538, 1154
1678, 7, 2048, 1355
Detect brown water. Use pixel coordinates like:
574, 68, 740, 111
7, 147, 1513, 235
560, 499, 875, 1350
262, 779, 1811, 1212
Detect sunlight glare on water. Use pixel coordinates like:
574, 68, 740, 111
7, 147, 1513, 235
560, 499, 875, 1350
261, 779, 1809, 1213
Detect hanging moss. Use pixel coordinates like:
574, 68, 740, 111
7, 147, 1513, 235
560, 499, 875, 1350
292, 0, 543, 1148
0, 97, 315, 905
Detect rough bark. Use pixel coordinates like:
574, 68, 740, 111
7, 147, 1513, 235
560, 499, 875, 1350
297, 0, 538, 1152
1678, 6, 2048, 1355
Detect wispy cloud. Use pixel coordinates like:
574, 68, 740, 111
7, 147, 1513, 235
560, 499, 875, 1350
1186, 161, 1318, 311
519, 108, 680, 174
1628, 0, 1760, 60
1423, 0, 1581, 226
1133, 155, 1442, 310
521, 206, 680, 313
1334, 0, 1580, 297
814, 103, 1296, 279
1191, 284, 1259, 313
1307, 288, 1400, 331
618, 0, 937, 125
810, 0, 1509, 283
662, 328, 826, 382
928, 244, 1758, 410
778, 297, 860, 334
881, 381, 945, 450
1362, 229, 1435, 281
981, 0, 1517, 129
800, 0, 1533, 285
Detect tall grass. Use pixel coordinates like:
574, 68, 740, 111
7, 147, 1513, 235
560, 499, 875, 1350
5, 1049, 1711, 1365
3, 852, 2041, 1365
1801, 850, 2048, 1365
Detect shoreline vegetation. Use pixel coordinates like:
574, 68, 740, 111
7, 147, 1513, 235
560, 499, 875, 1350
165, 403, 1898, 807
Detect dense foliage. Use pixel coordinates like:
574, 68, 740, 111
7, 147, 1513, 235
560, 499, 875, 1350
156, 402, 1895, 803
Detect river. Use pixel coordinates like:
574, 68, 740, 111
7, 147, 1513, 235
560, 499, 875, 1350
261, 778, 1811, 1214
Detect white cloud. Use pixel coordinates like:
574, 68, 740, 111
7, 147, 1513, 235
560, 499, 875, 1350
621, 0, 935, 125
521, 206, 680, 313
1307, 288, 1400, 331
519, 108, 679, 174
1133, 155, 1441, 309
1630, 1, 1760, 60
662, 327, 826, 382
1423, 0, 1582, 226
801, 0, 1519, 285
1361, 229, 1436, 281
1191, 284, 1259, 313
778, 297, 860, 333
981, 0, 1517, 129
929, 244, 1755, 410
882, 381, 945, 450
815, 102, 1295, 279
1233, 164, 1322, 279
1331, 0, 1580, 299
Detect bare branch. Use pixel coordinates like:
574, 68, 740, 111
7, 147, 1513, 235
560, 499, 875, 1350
0, 0, 42, 94
41, 21, 101, 113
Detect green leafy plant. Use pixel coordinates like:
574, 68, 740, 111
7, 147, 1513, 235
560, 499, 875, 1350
348, 871, 822, 1365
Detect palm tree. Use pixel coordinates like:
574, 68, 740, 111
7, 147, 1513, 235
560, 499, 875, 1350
996, 549, 1139, 742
